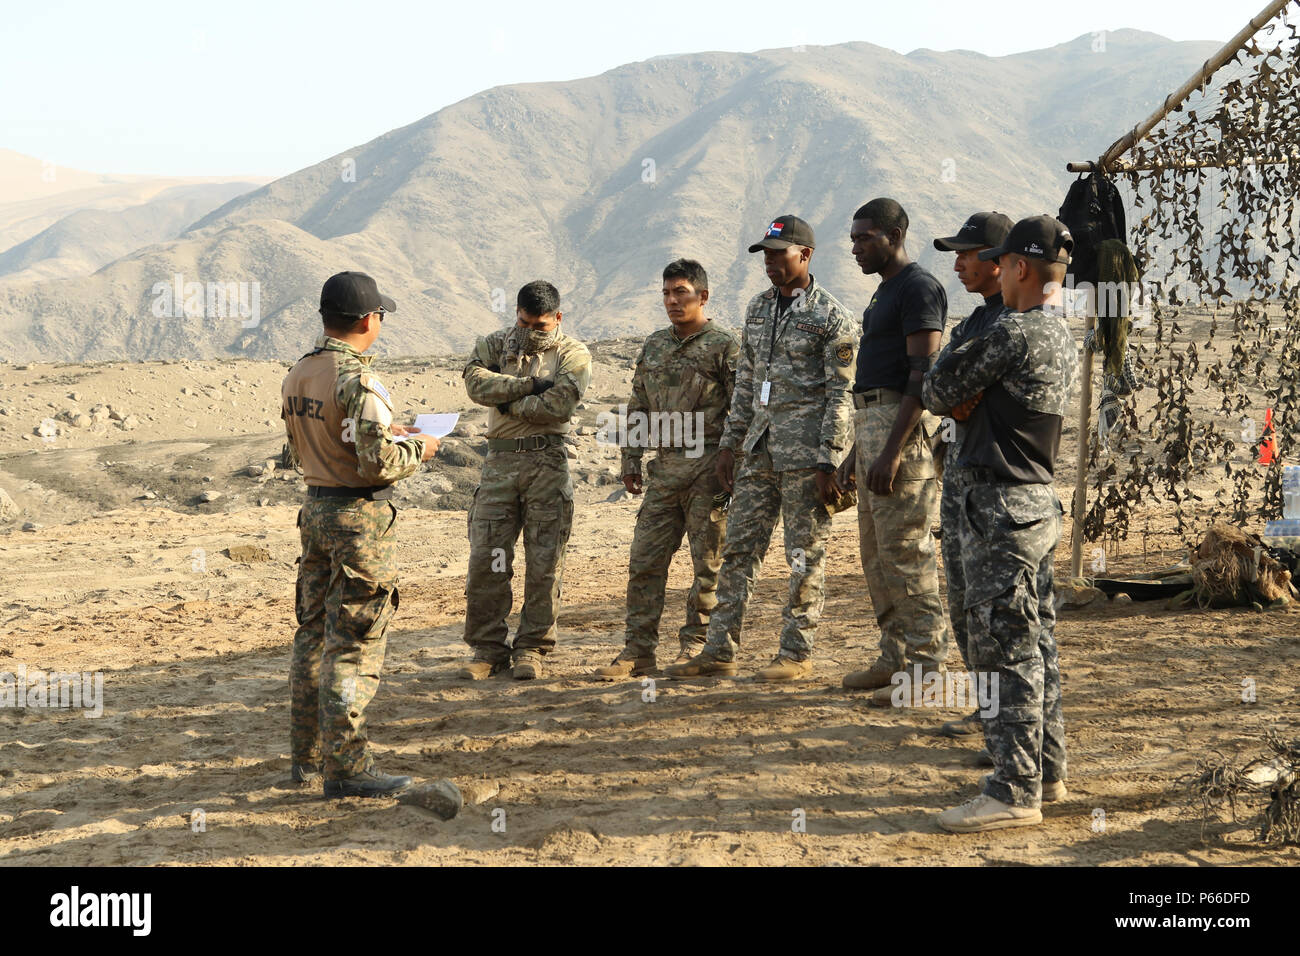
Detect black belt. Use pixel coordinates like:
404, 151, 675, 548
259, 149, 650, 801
487, 434, 565, 452
852, 388, 901, 409
307, 485, 394, 500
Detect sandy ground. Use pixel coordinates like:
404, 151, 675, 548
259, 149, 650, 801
1, 332, 1297, 866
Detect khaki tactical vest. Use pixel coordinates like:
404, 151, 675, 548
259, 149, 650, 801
282, 349, 368, 488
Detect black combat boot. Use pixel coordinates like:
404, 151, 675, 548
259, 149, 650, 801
324, 762, 412, 799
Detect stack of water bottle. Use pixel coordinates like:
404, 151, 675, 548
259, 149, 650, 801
1263, 465, 1300, 551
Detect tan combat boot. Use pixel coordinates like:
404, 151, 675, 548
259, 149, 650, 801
457, 657, 510, 680
980, 774, 1067, 803
754, 655, 813, 682
665, 650, 738, 679
841, 658, 901, 690
594, 647, 656, 681
869, 665, 946, 707
512, 649, 544, 680
676, 643, 703, 665
938, 793, 1042, 833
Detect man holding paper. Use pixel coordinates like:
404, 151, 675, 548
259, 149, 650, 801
282, 271, 439, 799
459, 280, 592, 681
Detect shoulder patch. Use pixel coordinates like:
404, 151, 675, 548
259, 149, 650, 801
359, 372, 394, 409
836, 342, 854, 367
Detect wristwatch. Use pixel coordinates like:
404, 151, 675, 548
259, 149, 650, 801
816, 463, 835, 474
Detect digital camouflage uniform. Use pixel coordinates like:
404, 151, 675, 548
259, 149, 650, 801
621, 323, 739, 656
923, 305, 1079, 809
462, 327, 592, 663
283, 335, 426, 780
935, 296, 1009, 669
703, 278, 858, 662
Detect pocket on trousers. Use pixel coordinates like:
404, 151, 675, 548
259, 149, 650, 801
999, 486, 1051, 528
895, 419, 937, 482
339, 563, 397, 620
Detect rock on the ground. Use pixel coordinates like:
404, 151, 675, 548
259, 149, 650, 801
198, 491, 222, 503
224, 544, 271, 563
0, 488, 18, 522
397, 780, 463, 820
458, 780, 501, 805
1056, 581, 1104, 609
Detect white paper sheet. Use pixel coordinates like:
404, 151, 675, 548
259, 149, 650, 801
394, 413, 459, 441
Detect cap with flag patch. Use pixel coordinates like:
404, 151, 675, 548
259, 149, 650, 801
933, 211, 1014, 252
748, 214, 815, 253
978, 215, 1073, 264
319, 271, 397, 317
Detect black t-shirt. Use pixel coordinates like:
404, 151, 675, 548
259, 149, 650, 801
854, 262, 948, 393
950, 292, 1005, 350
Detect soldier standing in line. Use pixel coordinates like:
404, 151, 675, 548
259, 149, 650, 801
594, 259, 739, 679
667, 215, 858, 682
930, 211, 1014, 739
458, 281, 592, 682
923, 216, 1080, 833
837, 198, 952, 706
283, 271, 439, 799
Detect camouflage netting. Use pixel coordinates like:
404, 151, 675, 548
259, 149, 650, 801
1080, 2, 1300, 546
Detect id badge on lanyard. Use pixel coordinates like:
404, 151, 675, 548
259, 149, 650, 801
761, 307, 792, 408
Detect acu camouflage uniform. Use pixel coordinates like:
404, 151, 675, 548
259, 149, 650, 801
462, 328, 592, 663
620, 322, 739, 656
703, 277, 858, 662
935, 295, 1009, 670
283, 335, 426, 780
923, 305, 1079, 809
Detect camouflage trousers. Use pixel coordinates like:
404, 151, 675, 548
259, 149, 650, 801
702, 440, 833, 662
957, 480, 1067, 809
625, 450, 726, 656
941, 466, 974, 670
463, 445, 574, 661
291, 497, 400, 780
854, 403, 949, 670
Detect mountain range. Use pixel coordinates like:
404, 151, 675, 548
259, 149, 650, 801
0, 30, 1219, 362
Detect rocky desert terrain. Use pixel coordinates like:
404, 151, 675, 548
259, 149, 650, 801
0, 324, 1296, 867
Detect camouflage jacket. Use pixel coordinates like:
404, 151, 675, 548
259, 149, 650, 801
463, 329, 592, 440
281, 335, 424, 486
621, 322, 740, 476
923, 304, 1079, 482
720, 276, 859, 470
934, 295, 1010, 467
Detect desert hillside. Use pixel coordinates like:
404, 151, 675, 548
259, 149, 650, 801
0, 31, 1220, 362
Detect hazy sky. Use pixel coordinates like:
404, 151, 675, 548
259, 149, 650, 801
2, 0, 1271, 178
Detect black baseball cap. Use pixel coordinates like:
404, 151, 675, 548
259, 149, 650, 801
979, 215, 1073, 264
748, 215, 815, 253
319, 271, 397, 317
933, 211, 1014, 252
